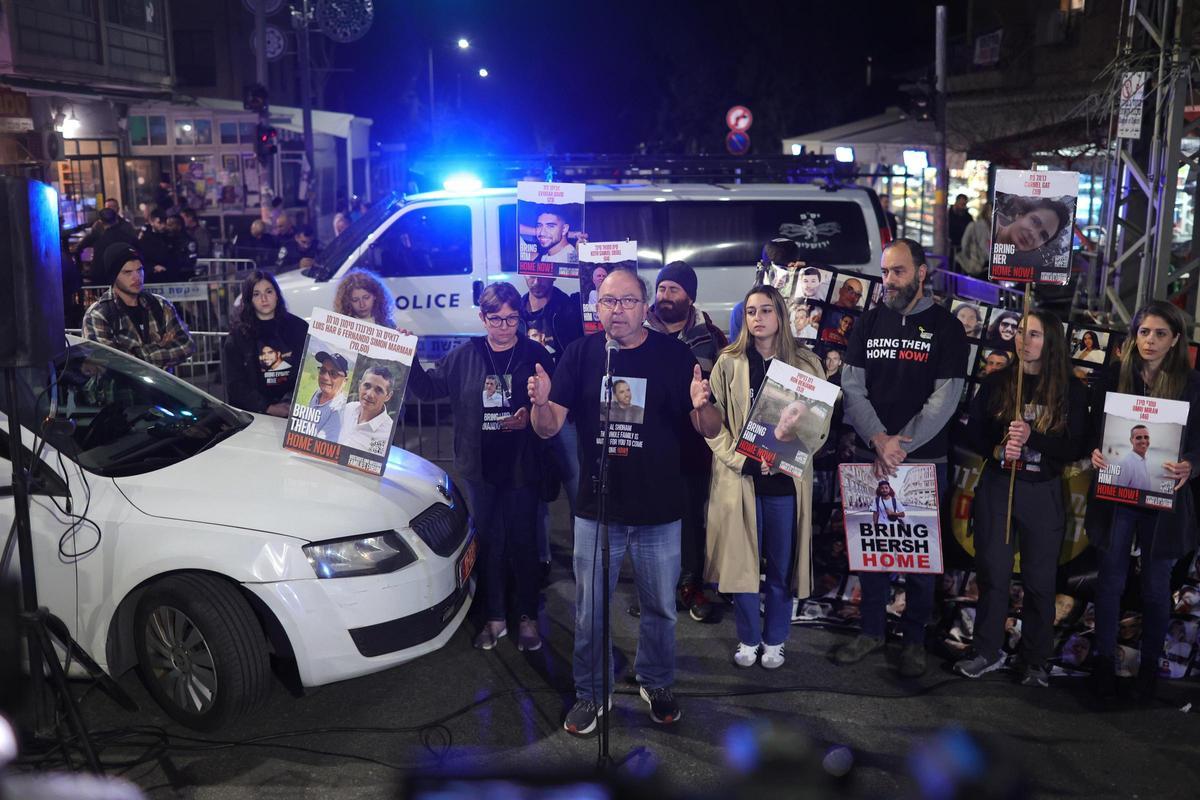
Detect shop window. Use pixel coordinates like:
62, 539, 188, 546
129, 115, 148, 146
148, 116, 167, 146
194, 119, 212, 146
239, 122, 257, 144
106, 0, 163, 32
175, 119, 195, 146
219, 122, 239, 145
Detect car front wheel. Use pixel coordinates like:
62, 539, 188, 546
133, 573, 270, 731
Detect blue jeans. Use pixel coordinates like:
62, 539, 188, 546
462, 480, 540, 621
734, 494, 796, 647
1094, 506, 1176, 664
572, 515, 680, 700
858, 461, 947, 644
537, 420, 580, 562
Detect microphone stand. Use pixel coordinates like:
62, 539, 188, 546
596, 338, 617, 771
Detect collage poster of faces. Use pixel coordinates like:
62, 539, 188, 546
1095, 390, 1188, 511
773, 261, 881, 381
578, 240, 638, 335
989, 168, 1079, 285
735, 357, 839, 479
950, 297, 1123, 404
282, 307, 415, 477
516, 180, 586, 279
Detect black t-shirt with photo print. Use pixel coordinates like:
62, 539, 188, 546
478, 338, 554, 488
551, 330, 697, 525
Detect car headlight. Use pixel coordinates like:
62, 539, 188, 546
303, 531, 417, 579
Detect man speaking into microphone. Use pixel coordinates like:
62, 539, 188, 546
529, 268, 698, 736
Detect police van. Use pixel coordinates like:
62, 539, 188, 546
275, 183, 889, 359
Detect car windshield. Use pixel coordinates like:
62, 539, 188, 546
306, 192, 405, 282
33, 340, 250, 477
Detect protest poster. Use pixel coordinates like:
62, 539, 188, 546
735, 358, 839, 478
517, 180, 586, 278
578, 240, 638, 334
284, 308, 416, 477
989, 169, 1078, 285
1095, 391, 1188, 511
838, 463, 944, 574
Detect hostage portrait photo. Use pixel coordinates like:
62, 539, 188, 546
819, 307, 858, 347
292, 337, 357, 441
745, 379, 830, 468
482, 373, 512, 408
581, 260, 636, 307
1071, 328, 1109, 365
830, 273, 868, 311
951, 299, 989, 340
1099, 417, 1182, 495
788, 265, 833, 303
518, 200, 585, 270
788, 299, 825, 340
339, 355, 409, 457
599, 375, 646, 425
991, 187, 1076, 273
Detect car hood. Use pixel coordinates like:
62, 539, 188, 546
113, 415, 452, 541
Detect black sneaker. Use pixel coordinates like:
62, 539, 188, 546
679, 582, 712, 622
639, 685, 681, 725
1020, 664, 1049, 688
563, 697, 610, 737
898, 644, 927, 678
953, 652, 1006, 679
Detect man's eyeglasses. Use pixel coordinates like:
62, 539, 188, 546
597, 296, 643, 310
318, 368, 345, 378
999, 321, 1018, 330
485, 315, 521, 328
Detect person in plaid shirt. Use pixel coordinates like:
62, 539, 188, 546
82, 243, 194, 371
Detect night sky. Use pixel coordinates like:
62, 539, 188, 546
325, 0, 947, 156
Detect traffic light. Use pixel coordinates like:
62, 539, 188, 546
255, 124, 278, 160
900, 79, 936, 122
243, 83, 269, 114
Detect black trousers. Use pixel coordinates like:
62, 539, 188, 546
971, 468, 1066, 667
680, 467, 711, 585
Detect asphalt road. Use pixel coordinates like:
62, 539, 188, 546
11, 498, 1200, 799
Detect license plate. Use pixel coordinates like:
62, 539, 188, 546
457, 537, 477, 587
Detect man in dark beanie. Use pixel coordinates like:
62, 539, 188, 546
647, 260, 727, 622
81, 243, 194, 371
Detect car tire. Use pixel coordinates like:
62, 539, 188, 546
133, 573, 270, 731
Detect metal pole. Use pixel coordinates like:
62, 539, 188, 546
933, 5, 948, 260
1149, 0, 1191, 302
254, 0, 267, 85
428, 47, 437, 147
299, 0, 316, 225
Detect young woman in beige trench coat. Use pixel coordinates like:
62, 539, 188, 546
691, 284, 827, 670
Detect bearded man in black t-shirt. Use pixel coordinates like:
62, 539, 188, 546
529, 269, 699, 736
833, 238, 967, 679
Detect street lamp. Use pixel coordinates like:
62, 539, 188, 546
478, 67, 489, 78
428, 37, 474, 145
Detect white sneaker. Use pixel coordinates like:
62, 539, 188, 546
734, 642, 759, 668
761, 643, 785, 670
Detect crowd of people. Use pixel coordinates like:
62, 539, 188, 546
76, 213, 1197, 739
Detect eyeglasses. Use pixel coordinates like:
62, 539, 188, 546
318, 368, 345, 378
999, 321, 1018, 330
485, 315, 521, 328
597, 296, 643, 310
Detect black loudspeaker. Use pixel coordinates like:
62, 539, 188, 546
0, 177, 65, 367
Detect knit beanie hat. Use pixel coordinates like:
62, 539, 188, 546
103, 243, 141, 285
656, 261, 698, 301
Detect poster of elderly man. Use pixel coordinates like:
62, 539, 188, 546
837, 463, 943, 574
283, 307, 416, 476
1095, 390, 1189, 511
989, 169, 1078, 285
517, 180, 586, 279
578, 240, 637, 334
735, 358, 839, 479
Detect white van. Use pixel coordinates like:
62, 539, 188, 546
275, 183, 888, 359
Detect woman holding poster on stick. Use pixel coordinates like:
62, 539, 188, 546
956, 310, 1087, 687
691, 285, 825, 670
1086, 301, 1200, 702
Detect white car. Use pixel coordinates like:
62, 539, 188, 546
0, 336, 476, 730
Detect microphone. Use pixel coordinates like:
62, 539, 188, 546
605, 337, 619, 377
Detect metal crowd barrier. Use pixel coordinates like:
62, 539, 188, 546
73, 277, 456, 464
196, 257, 260, 280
